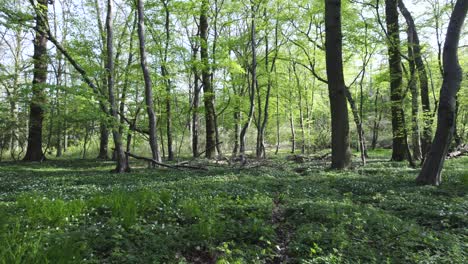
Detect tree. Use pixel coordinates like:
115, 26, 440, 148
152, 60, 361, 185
23, 0, 49, 161
239, 0, 258, 162
200, 0, 217, 159
416, 0, 467, 185
94, 0, 110, 160
161, 0, 174, 161
136, 0, 161, 164
385, 0, 408, 162
325, 0, 351, 169
105, 0, 128, 172
398, 0, 431, 159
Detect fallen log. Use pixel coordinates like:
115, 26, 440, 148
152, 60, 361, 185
447, 144, 468, 159
125, 152, 208, 171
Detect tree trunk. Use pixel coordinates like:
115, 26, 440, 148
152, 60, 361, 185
416, 0, 467, 185
398, 0, 432, 158
345, 89, 366, 165
325, 0, 351, 169
385, 0, 408, 161
405, 25, 423, 160
24, 0, 49, 162
240, 1, 257, 161
97, 124, 109, 159
161, 0, 174, 161
191, 47, 200, 158
289, 105, 296, 154
292, 63, 306, 154
137, 0, 161, 164
200, 0, 217, 159
106, 0, 128, 172
371, 87, 383, 149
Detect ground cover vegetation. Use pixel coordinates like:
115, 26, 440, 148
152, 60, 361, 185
0, 151, 467, 263
0, 0, 467, 262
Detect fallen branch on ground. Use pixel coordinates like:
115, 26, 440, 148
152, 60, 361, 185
125, 152, 208, 171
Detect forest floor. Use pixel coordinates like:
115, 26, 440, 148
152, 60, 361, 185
0, 149, 467, 263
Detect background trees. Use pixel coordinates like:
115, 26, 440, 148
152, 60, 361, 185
0, 0, 466, 179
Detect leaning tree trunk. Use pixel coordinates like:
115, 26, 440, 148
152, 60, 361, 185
24, 0, 48, 161
137, 0, 161, 164
385, 0, 408, 161
416, 0, 467, 185
200, 0, 217, 159
325, 0, 351, 169
398, 0, 432, 158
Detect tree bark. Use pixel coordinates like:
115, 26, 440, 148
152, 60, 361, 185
137, 0, 161, 164
106, 0, 128, 172
325, 0, 351, 169
398, 0, 432, 158
24, 0, 48, 162
94, 0, 110, 160
385, 0, 408, 161
191, 44, 200, 158
200, 0, 217, 159
161, 0, 174, 161
239, 1, 258, 161
405, 25, 423, 160
416, 0, 467, 185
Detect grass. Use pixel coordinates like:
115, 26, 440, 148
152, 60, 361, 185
0, 150, 466, 263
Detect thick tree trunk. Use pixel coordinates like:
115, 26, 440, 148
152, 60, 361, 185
385, 0, 408, 161
137, 0, 161, 164
200, 0, 217, 159
325, 0, 351, 169
398, 0, 432, 158
106, 0, 128, 172
97, 124, 109, 159
416, 0, 467, 185
24, 0, 48, 162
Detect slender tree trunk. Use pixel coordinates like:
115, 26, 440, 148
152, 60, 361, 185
292, 63, 306, 154
275, 66, 280, 155
106, 0, 128, 172
405, 26, 423, 160
417, 0, 467, 185
161, 0, 174, 161
398, 0, 432, 158
256, 9, 277, 159
325, 0, 351, 169
239, 1, 257, 161
191, 47, 200, 158
385, 0, 408, 161
24, 0, 48, 161
345, 89, 366, 165
137, 0, 161, 164
289, 105, 296, 154
200, 0, 217, 159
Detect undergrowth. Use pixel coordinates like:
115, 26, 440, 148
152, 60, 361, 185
0, 150, 466, 263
